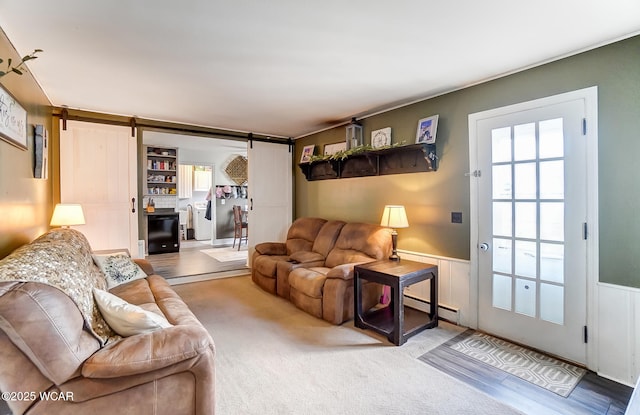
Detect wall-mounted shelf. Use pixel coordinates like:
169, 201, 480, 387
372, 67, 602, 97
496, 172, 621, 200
298, 143, 437, 181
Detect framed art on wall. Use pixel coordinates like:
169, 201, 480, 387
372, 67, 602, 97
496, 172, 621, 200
0, 83, 27, 150
416, 115, 439, 144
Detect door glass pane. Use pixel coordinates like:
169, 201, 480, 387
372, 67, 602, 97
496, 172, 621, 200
492, 164, 512, 199
540, 243, 564, 283
515, 278, 536, 317
540, 202, 564, 241
493, 238, 512, 274
515, 202, 536, 239
493, 202, 512, 237
540, 283, 564, 324
514, 162, 536, 199
493, 274, 512, 311
515, 240, 537, 278
540, 160, 564, 199
539, 118, 564, 159
492, 127, 512, 163
514, 123, 536, 161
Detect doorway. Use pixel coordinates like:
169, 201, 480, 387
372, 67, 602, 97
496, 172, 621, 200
468, 87, 599, 365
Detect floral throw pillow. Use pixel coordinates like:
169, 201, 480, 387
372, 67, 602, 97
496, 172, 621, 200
92, 252, 147, 289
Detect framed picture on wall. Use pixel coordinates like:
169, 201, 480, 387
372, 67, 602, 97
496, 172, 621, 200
300, 145, 315, 163
416, 115, 439, 144
0, 83, 27, 150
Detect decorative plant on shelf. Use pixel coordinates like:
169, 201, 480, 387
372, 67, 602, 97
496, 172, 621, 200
0, 49, 43, 78
308, 141, 407, 163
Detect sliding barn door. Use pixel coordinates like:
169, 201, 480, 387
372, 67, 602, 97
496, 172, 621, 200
247, 141, 292, 265
59, 120, 139, 255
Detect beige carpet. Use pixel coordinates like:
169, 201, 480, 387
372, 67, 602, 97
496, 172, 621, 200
173, 276, 524, 415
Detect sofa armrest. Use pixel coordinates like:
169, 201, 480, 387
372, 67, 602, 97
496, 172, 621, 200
82, 325, 213, 378
326, 262, 369, 280
133, 258, 155, 276
255, 242, 287, 256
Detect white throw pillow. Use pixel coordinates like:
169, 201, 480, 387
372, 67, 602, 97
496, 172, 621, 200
92, 288, 172, 337
92, 252, 147, 289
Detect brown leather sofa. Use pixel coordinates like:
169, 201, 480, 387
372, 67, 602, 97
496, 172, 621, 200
252, 219, 392, 324
0, 229, 215, 415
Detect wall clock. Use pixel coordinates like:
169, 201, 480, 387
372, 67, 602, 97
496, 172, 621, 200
371, 127, 391, 148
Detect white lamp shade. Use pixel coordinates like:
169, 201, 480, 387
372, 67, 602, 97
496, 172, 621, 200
380, 205, 409, 229
50, 204, 86, 227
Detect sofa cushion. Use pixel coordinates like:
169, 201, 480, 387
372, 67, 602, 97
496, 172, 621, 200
0, 281, 102, 385
92, 252, 147, 289
325, 223, 392, 268
285, 217, 327, 254
82, 324, 213, 378
93, 289, 172, 337
289, 267, 330, 298
253, 254, 290, 277
311, 220, 346, 256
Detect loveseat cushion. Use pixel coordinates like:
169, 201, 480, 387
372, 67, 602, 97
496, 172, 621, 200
311, 220, 345, 257
253, 254, 290, 277
285, 217, 327, 254
289, 267, 330, 298
325, 223, 392, 268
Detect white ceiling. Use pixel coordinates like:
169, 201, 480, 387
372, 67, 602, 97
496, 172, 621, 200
1, 1, 639, 138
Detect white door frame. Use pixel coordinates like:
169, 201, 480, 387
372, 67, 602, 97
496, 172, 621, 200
468, 86, 599, 370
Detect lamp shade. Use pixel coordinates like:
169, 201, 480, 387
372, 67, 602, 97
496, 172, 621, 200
380, 205, 409, 229
50, 203, 86, 227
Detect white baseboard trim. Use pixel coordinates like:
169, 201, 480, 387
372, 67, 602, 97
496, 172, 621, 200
404, 295, 459, 325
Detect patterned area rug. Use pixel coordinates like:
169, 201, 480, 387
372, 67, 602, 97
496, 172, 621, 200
450, 332, 586, 397
201, 247, 248, 262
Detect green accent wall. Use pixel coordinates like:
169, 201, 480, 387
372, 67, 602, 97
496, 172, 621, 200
295, 35, 640, 288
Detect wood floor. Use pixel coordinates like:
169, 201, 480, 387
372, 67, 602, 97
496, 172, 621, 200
420, 329, 633, 415
145, 239, 249, 280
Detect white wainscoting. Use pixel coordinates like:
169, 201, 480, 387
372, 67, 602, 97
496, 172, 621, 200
397, 250, 472, 327
398, 249, 640, 386
596, 283, 640, 386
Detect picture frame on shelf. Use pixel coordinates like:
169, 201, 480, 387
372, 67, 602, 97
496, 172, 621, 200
300, 144, 315, 163
323, 142, 347, 156
371, 127, 392, 148
416, 115, 439, 144
0, 84, 27, 150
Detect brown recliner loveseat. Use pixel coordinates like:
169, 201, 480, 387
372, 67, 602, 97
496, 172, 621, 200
0, 229, 215, 415
252, 219, 392, 325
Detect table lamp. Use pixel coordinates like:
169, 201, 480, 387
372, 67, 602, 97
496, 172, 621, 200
380, 205, 409, 261
50, 203, 86, 228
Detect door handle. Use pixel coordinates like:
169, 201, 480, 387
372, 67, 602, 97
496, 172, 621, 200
250, 198, 253, 211
479, 242, 489, 251
131, 197, 136, 213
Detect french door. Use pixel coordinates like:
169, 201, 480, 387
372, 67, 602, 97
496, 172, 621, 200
469, 88, 597, 365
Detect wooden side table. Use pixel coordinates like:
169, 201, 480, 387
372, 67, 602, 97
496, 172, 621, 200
354, 259, 438, 345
